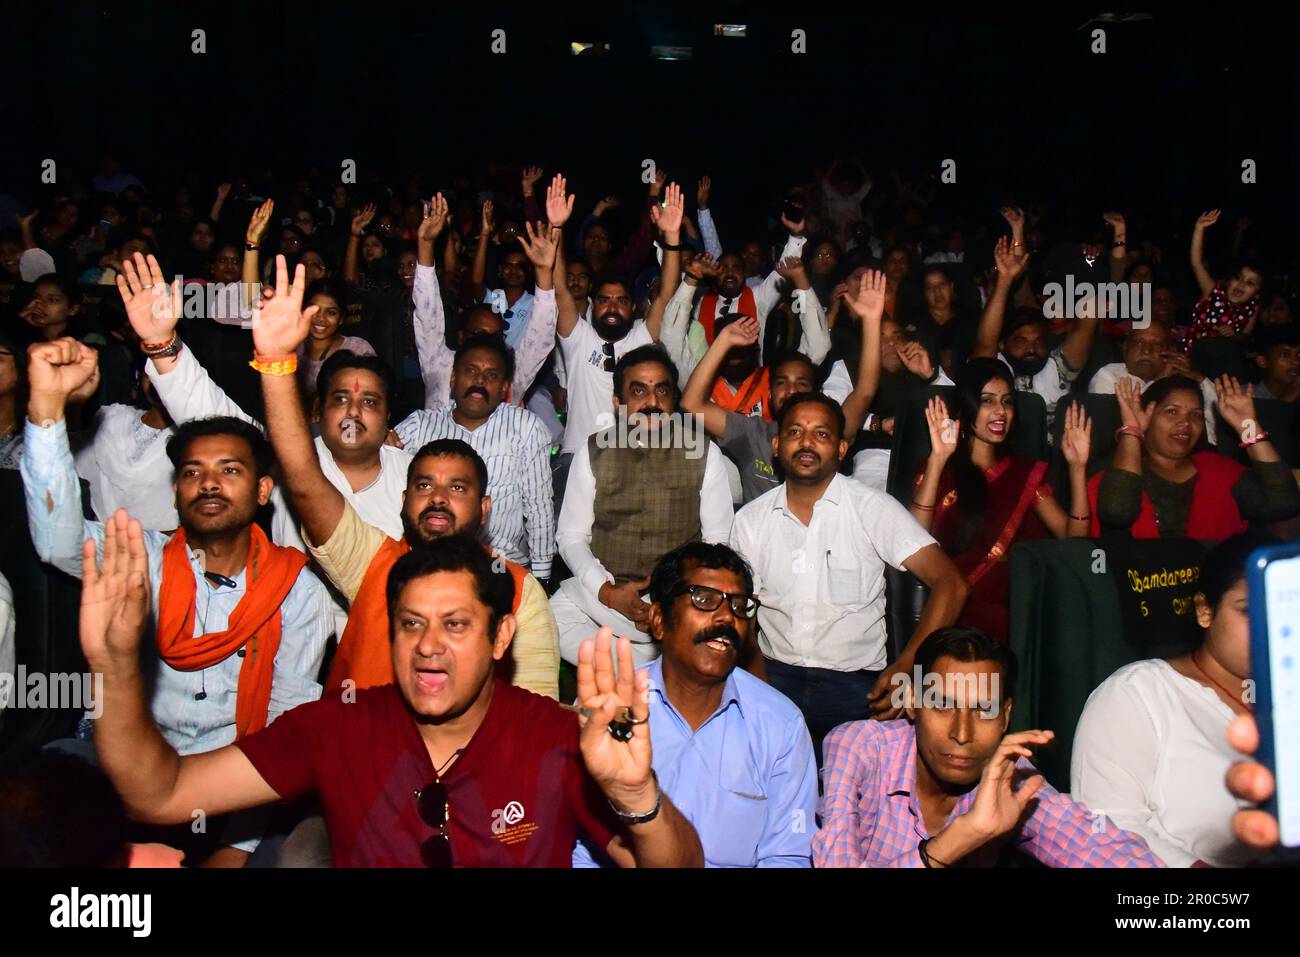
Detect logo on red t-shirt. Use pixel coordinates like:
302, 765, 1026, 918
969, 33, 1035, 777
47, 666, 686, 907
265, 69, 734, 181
491, 800, 538, 846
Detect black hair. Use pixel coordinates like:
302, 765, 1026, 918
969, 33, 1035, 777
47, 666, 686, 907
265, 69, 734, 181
776, 391, 846, 439
30, 272, 83, 307
316, 350, 395, 417
648, 541, 755, 629
914, 626, 1018, 704
1140, 375, 1204, 410
590, 269, 635, 299
1003, 305, 1048, 338
0, 749, 129, 867
385, 535, 515, 644
165, 416, 274, 478
768, 348, 817, 380
1197, 530, 1281, 611
948, 358, 1017, 553
1255, 322, 1300, 352
613, 344, 679, 399
408, 438, 489, 495
304, 276, 350, 313
454, 332, 516, 384
105, 225, 150, 255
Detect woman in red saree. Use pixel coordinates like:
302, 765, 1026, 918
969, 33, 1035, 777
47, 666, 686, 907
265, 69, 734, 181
910, 358, 1093, 642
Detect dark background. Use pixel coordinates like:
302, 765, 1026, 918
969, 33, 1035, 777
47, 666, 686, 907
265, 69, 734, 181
3, 2, 1298, 242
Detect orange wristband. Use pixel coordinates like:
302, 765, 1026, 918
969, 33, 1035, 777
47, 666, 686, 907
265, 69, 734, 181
249, 354, 299, 376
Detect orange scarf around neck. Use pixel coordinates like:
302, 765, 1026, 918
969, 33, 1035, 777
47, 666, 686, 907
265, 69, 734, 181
157, 524, 307, 738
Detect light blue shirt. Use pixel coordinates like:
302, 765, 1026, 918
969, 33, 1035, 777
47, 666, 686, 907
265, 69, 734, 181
21, 419, 333, 756
485, 288, 536, 351
572, 657, 818, 867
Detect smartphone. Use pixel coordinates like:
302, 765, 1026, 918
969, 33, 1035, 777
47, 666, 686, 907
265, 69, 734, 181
1247, 542, 1300, 850
781, 200, 805, 225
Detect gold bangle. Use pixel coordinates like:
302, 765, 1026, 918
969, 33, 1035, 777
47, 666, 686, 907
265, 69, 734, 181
249, 354, 299, 376
911, 499, 936, 511
140, 332, 178, 356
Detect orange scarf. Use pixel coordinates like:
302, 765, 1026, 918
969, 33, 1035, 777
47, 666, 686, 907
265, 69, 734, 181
157, 524, 308, 738
712, 367, 770, 420
698, 287, 759, 344
325, 538, 527, 694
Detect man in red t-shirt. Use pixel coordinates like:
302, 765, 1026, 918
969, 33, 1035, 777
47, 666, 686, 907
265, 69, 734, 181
80, 508, 703, 868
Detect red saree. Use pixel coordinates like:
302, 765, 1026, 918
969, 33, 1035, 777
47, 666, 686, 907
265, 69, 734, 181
915, 455, 1052, 643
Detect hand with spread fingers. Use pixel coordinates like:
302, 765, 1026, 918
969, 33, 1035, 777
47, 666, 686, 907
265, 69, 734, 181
80, 509, 152, 670
418, 193, 450, 245
1060, 402, 1092, 469
246, 199, 275, 246
576, 628, 655, 811
351, 203, 378, 238
957, 730, 1052, 842
116, 252, 183, 342
844, 268, 887, 324
517, 220, 559, 272
545, 173, 575, 228
250, 255, 317, 357
925, 395, 958, 463
897, 341, 934, 381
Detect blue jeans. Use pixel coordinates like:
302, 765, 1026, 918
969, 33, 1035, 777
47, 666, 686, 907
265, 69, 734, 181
764, 658, 880, 767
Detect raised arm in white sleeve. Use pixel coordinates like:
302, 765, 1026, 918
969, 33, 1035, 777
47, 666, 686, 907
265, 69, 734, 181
412, 262, 454, 409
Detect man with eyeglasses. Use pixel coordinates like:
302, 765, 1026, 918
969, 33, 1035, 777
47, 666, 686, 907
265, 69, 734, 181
572, 542, 817, 867
78, 513, 704, 867
550, 183, 687, 509
552, 344, 734, 668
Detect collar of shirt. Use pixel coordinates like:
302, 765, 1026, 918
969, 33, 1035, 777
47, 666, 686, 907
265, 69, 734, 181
772, 472, 846, 517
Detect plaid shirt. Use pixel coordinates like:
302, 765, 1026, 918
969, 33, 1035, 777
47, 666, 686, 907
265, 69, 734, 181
813, 719, 1164, 868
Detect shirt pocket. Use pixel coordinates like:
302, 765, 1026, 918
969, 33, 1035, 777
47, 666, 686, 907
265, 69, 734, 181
704, 789, 770, 867
826, 557, 866, 606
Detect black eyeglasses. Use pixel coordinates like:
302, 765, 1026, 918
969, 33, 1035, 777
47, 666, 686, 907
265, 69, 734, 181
670, 584, 760, 619
601, 340, 615, 372
414, 779, 453, 867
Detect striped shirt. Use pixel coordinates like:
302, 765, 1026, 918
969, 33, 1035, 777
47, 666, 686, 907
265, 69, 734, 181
394, 401, 556, 579
813, 719, 1164, 868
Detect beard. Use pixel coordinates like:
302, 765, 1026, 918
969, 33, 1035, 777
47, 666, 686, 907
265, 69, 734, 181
401, 505, 481, 545
593, 310, 633, 342
1007, 352, 1049, 378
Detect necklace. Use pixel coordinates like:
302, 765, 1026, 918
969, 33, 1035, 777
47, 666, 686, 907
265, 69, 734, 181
436, 748, 464, 777
1190, 649, 1251, 714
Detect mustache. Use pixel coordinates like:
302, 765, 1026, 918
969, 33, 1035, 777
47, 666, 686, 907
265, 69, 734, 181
793, 448, 821, 462
598, 310, 628, 324
694, 625, 742, 649
190, 493, 230, 506
462, 386, 489, 400
420, 505, 453, 522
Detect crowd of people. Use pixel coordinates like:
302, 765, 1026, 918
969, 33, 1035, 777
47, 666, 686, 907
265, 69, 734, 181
0, 153, 1294, 868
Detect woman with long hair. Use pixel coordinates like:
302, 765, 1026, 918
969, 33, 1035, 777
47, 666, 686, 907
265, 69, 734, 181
910, 357, 1092, 640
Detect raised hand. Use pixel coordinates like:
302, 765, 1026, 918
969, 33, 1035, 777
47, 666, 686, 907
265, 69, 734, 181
691, 254, 721, 281
1195, 208, 1221, 231
592, 195, 620, 217
576, 628, 655, 809
246, 198, 275, 246
1114, 377, 1152, 434
957, 731, 1053, 842
480, 200, 495, 237
718, 315, 760, 348
79, 509, 151, 669
418, 193, 450, 244
116, 252, 183, 342
250, 255, 317, 356
844, 268, 887, 324
1103, 211, 1126, 232
521, 164, 544, 195
1060, 402, 1092, 468
774, 255, 807, 283
992, 235, 1029, 283
518, 220, 559, 271
1215, 375, 1257, 439
215, 182, 232, 201
649, 182, 684, 239
925, 395, 958, 461
27, 338, 100, 416
999, 206, 1024, 229
649, 166, 667, 197
351, 203, 377, 238
896, 340, 935, 381
696, 175, 711, 210
545, 174, 575, 228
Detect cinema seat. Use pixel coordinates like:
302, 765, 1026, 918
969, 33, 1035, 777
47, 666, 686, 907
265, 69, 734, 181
1006, 538, 1205, 790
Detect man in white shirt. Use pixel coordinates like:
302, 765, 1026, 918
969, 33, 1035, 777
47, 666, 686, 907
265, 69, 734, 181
553, 345, 734, 667
729, 392, 968, 762
411, 193, 559, 411
1088, 320, 1218, 444
972, 238, 1098, 432
550, 181, 686, 509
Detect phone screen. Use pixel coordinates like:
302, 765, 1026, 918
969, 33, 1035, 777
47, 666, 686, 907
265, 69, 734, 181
1252, 545, 1300, 847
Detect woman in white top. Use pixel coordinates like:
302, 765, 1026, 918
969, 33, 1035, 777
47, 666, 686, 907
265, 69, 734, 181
1072, 531, 1278, 867
296, 278, 376, 393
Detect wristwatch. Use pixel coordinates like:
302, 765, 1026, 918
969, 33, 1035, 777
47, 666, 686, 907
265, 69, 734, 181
608, 771, 662, 825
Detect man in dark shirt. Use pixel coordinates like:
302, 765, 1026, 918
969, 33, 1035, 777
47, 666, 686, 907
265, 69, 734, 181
79, 508, 703, 868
